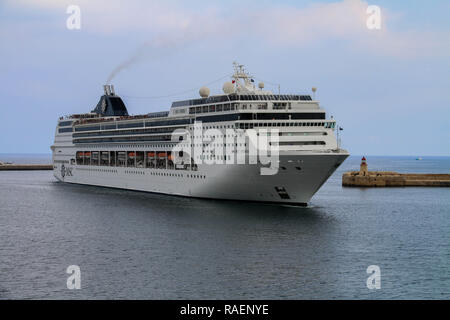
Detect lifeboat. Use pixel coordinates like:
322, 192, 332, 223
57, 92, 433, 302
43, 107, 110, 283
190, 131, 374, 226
84, 152, 91, 157
168, 154, 174, 161
157, 152, 167, 158
147, 152, 155, 157
128, 152, 136, 158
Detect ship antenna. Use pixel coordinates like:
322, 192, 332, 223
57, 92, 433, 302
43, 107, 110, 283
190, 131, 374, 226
231, 61, 255, 93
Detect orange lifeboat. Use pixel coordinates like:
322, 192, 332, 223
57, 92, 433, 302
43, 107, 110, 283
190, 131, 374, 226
147, 152, 155, 157
84, 152, 91, 157
128, 152, 136, 158
157, 152, 167, 158
168, 154, 174, 161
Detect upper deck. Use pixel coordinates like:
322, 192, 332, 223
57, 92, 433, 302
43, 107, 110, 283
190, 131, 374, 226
57, 63, 332, 136
171, 93, 312, 108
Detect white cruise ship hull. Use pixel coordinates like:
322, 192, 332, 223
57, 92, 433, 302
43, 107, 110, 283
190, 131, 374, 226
53, 152, 348, 205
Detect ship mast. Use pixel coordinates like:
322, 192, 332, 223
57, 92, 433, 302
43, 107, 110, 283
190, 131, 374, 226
232, 61, 257, 93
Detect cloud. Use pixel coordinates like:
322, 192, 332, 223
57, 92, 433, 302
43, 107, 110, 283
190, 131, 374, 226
4, 0, 450, 59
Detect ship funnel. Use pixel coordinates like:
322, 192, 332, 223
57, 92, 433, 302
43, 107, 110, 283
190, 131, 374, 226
93, 84, 128, 116
103, 85, 111, 96
103, 84, 115, 96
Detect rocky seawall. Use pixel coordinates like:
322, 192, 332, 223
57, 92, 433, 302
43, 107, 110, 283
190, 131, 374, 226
342, 171, 450, 187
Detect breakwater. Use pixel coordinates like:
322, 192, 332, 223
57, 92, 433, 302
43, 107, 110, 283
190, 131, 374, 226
342, 171, 450, 187
0, 164, 53, 171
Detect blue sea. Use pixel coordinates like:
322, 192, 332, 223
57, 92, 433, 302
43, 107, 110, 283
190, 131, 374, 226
0, 154, 449, 299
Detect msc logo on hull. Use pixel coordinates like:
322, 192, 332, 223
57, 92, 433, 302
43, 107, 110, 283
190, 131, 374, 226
60, 164, 73, 179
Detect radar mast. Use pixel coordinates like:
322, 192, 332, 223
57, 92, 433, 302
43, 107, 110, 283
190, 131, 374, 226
232, 61, 257, 93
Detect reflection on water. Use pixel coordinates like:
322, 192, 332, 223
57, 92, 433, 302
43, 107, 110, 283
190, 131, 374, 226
0, 156, 449, 299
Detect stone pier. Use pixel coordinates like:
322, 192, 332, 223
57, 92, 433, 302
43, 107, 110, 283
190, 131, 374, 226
342, 157, 450, 187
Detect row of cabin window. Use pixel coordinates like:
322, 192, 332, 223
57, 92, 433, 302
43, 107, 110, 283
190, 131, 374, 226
58, 127, 73, 133
75, 151, 197, 171
73, 127, 175, 138
189, 103, 236, 114
74, 167, 206, 179
80, 143, 178, 149
74, 119, 191, 132
188, 103, 276, 115
58, 121, 73, 127
190, 121, 334, 131
150, 172, 206, 179
238, 122, 336, 129
73, 135, 173, 144
173, 94, 311, 108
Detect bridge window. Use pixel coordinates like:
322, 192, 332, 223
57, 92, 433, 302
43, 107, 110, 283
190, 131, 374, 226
59, 121, 73, 127
58, 127, 73, 133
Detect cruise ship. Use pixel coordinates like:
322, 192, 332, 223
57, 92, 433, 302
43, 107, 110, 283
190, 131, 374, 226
51, 63, 349, 206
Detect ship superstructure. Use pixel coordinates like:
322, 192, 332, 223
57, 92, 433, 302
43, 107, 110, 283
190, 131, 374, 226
51, 63, 349, 205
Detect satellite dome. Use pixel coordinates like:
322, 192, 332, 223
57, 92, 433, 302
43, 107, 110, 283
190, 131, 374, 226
222, 82, 235, 94
199, 86, 210, 98
258, 82, 264, 89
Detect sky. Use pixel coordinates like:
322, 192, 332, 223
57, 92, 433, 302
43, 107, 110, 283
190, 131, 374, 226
1, 0, 449, 156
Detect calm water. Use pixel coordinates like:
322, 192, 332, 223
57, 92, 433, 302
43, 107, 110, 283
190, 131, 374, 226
0, 154, 449, 299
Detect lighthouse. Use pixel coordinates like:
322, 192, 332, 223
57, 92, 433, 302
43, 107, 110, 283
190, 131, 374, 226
359, 157, 368, 176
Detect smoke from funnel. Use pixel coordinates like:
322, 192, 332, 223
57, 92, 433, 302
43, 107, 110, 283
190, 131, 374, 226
106, 33, 199, 83
106, 48, 145, 83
